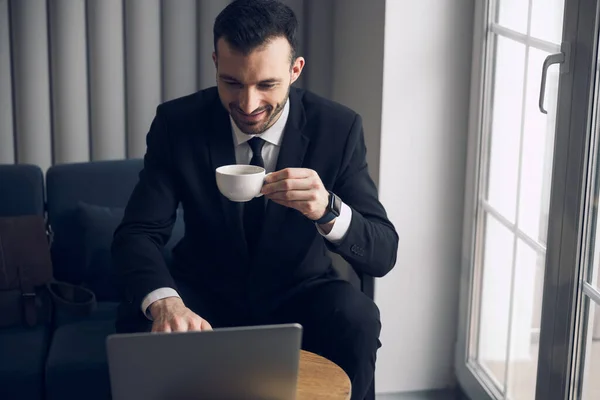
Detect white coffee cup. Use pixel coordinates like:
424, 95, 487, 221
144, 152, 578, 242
215, 164, 268, 202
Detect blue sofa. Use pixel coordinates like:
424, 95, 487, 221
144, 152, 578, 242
0, 159, 374, 400
0, 164, 50, 400
43, 159, 185, 400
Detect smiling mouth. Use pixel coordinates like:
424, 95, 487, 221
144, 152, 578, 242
235, 109, 268, 123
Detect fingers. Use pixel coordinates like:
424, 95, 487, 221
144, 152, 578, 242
262, 178, 313, 195
262, 176, 322, 197
263, 168, 314, 184
188, 317, 203, 331
151, 321, 173, 333
187, 310, 212, 331
151, 311, 212, 333
188, 315, 212, 332
201, 319, 213, 331
152, 319, 185, 333
266, 189, 317, 202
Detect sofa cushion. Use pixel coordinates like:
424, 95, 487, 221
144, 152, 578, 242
46, 159, 145, 283
91, 301, 120, 322
76, 203, 123, 302
76, 202, 184, 302
0, 325, 50, 400
53, 300, 119, 329
45, 320, 115, 400
0, 164, 45, 217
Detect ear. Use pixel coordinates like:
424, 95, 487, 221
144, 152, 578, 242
290, 57, 305, 85
212, 52, 217, 68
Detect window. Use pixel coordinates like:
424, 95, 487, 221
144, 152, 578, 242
457, 0, 600, 399
463, 0, 565, 398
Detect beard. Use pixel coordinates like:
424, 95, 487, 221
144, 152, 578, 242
230, 86, 290, 136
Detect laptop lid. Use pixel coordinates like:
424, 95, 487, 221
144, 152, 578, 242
106, 323, 303, 400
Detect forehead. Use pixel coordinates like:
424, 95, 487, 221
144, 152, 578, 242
216, 37, 291, 82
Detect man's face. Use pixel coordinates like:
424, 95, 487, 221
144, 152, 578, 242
213, 36, 304, 135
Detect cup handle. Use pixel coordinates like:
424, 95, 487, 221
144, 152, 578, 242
255, 172, 272, 198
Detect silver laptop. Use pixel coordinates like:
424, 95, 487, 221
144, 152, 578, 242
106, 323, 303, 400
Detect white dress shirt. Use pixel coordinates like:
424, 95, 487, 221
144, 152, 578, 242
141, 99, 352, 318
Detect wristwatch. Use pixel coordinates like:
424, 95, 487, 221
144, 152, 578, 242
314, 191, 342, 225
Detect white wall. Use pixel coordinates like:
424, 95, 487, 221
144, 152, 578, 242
375, 0, 475, 394
329, 0, 474, 394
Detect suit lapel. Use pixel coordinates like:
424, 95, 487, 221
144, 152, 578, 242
207, 102, 248, 259
260, 89, 310, 245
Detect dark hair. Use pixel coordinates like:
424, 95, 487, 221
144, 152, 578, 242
213, 0, 298, 63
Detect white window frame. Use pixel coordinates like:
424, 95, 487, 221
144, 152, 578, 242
456, 0, 565, 399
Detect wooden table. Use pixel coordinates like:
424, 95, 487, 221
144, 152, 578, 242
296, 350, 351, 400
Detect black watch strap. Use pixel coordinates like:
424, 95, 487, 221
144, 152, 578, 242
315, 191, 341, 225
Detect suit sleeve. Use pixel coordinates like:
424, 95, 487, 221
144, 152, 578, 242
326, 114, 399, 277
111, 106, 180, 309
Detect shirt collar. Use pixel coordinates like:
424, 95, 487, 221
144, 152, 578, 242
230, 99, 290, 147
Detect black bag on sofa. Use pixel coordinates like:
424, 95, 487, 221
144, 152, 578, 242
0, 215, 54, 327
0, 215, 97, 328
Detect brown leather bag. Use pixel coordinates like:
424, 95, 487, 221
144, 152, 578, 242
0, 215, 54, 327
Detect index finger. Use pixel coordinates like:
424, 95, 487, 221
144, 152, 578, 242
201, 319, 213, 331
264, 168, 312, 183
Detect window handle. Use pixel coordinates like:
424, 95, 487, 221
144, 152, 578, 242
539, 42, 570, 114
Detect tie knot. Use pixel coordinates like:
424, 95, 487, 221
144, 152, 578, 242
248, 137, 265, 168
248, 137, 265, 155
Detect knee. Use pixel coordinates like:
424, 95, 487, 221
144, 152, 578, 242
335, 300, 381, 353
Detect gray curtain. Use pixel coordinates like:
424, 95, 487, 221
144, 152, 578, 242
0, 0, 334, 170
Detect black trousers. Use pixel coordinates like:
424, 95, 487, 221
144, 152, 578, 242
116, 278, 381, 400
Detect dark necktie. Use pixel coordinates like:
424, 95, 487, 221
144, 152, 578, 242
244, 137, 266, 253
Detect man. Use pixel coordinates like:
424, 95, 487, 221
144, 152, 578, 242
111, 0, 398, 398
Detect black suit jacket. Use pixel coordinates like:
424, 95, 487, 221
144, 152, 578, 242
112, 87, 398, 314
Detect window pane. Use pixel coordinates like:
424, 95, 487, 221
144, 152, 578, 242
576, 28, 600, 400
530, 0, 565, 44
497, 0, 529, 34
583, 60, 600, 286
580, 297, 600, 399
477, 213, 515, 390
487, 37, 526, 221
580, 165, 600, 399
518, 48, 559, 245
506, 241, 545, 400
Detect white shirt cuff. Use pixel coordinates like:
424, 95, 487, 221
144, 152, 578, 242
141, 287, 181, 320
316, 201, 352, 244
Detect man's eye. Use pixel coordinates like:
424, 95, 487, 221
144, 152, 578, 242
259, 84, 275, 89
224, 81, 242, 87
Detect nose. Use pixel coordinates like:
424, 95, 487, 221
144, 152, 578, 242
238, 88, 261, 115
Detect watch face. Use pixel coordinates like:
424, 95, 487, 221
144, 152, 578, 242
331, 192, 341, 216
